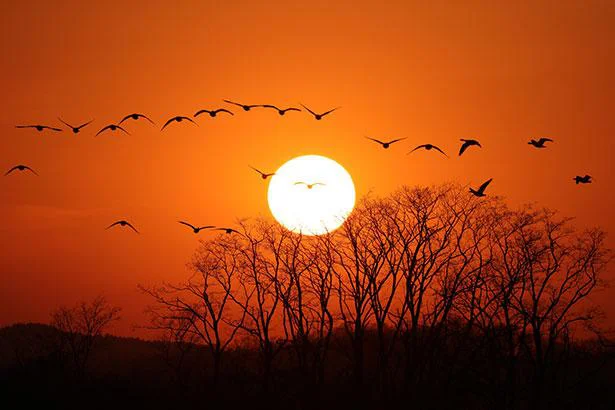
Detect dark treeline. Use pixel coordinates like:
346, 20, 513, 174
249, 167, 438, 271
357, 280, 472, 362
1, 184, 613, 409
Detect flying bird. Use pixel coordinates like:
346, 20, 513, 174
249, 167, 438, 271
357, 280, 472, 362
15, 124, 62, 132
194, 108, 234, 118
5, 165, 38, 176
294, 182, 326, 189
96, 123, 130, 136
459, 139, 482, 156
573, 175, 592, 184
58, 118, 93, 134
365, 136, 406, 149
258, 105, 301, 115
178, 221, 215, 233
214, 227, 241, 235
249, 166, 275, 180
161, 116, 197, 131
528, 138, 553, 148
106, 220, 139, 233
119, 113, 155, 125
223, 100, 261, 111
300, 104, 340, 120
408, 144, 448, 157
469, 178, 493, 197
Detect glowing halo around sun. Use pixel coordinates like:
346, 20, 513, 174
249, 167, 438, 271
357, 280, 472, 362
267, 155, 356, 236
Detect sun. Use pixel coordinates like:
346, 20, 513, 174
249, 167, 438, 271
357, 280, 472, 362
267, 155, 356, 235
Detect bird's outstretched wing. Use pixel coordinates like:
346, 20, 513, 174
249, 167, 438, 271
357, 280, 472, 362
223, 99, 244, 108
478, 178, 493, 194
538, 138, 553, 145
294, 181, 307, 186
139, 114, 155, 125
48, 126, 63, 131
284, 107, 301, 112
321, 107, 341, 116
432, 145, 448, 157
312, 182, 326, 187
388, 138, 406, 144
15, 125, 34, 129
459, 141, 470, 156
300, 104, 317, 116
408, 145, 427, 154
216, 109, 234, 115
198, 225, 215, 230
116, 125, 130, 135
178, 220, 197, 230
4, 166, 19, 176
181, 116, 198, 125
161, 117, 175, 130
124, 222, 139, 233
365, 136, 385, 145
76, 120, 93, 130
96, 125, 112, 136
57, 117, 73, 128
249, 165, 265, 175
106, 221, 122, 230
259, 104, 280, 110
119, 114, 133, 124
194, 109, 210, 117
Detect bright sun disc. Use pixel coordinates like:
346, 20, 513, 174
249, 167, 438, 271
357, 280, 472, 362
267, 155, 356, 235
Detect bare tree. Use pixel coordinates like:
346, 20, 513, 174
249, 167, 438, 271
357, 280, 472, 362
141, 235, 246, 388
51, 295, 121, 377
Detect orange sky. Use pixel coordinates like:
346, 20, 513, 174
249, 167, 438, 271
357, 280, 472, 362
1, 0, 613, 336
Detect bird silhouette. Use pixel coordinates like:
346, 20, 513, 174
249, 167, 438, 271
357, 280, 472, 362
106, 220, 139, 233
119, 113, 155, 125
408, 144, 448, 157
459, 139, 482, 156
58, 118, 93, 134
528, 138, 553, 148
178, 221, 215, 233
258, 105, 301, 116
223, 100, 260, 112
194, 108, 234, 118
214, 227, 241, 235
294, 182, 326, 189
15, 124, 62, 132
573, 175, 592, 184
161, 116, 197, 131
300, 104, 340, 120
249, 166, 275, 180
5, 165, 38, 176
96, 123, 130, 137
469, 178, 493, 197
365, 136, 406, 149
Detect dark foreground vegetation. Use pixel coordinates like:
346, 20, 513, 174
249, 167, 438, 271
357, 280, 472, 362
1, 185, 614, 409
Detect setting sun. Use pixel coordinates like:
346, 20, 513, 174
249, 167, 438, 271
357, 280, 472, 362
267, 155, 355, 235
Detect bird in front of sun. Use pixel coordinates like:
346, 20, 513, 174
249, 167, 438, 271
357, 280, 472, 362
258, 105, 302, 116
408, 144, 448, 157
161, 116, 197, 131
58, 118, 93, 134
573, 175, 592, 184
96, 123, 130, 137
106, 220, 139, 233
5, 165, 38, 176
300, 104, 341, 120
178, 221, 215, 234
365, 136, 407, 149
459, 139, 482, 156
15, 124, 62, 132
249, 166, 275, 180
469, 178, 493, 197
223, 99, 261, 112
119, 113, 155, 125
294, 181, 326, 190
528, 138, 553, 148
194, 108, 234, 118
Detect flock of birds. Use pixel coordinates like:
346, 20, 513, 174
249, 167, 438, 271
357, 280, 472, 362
7, 100, 593, 234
